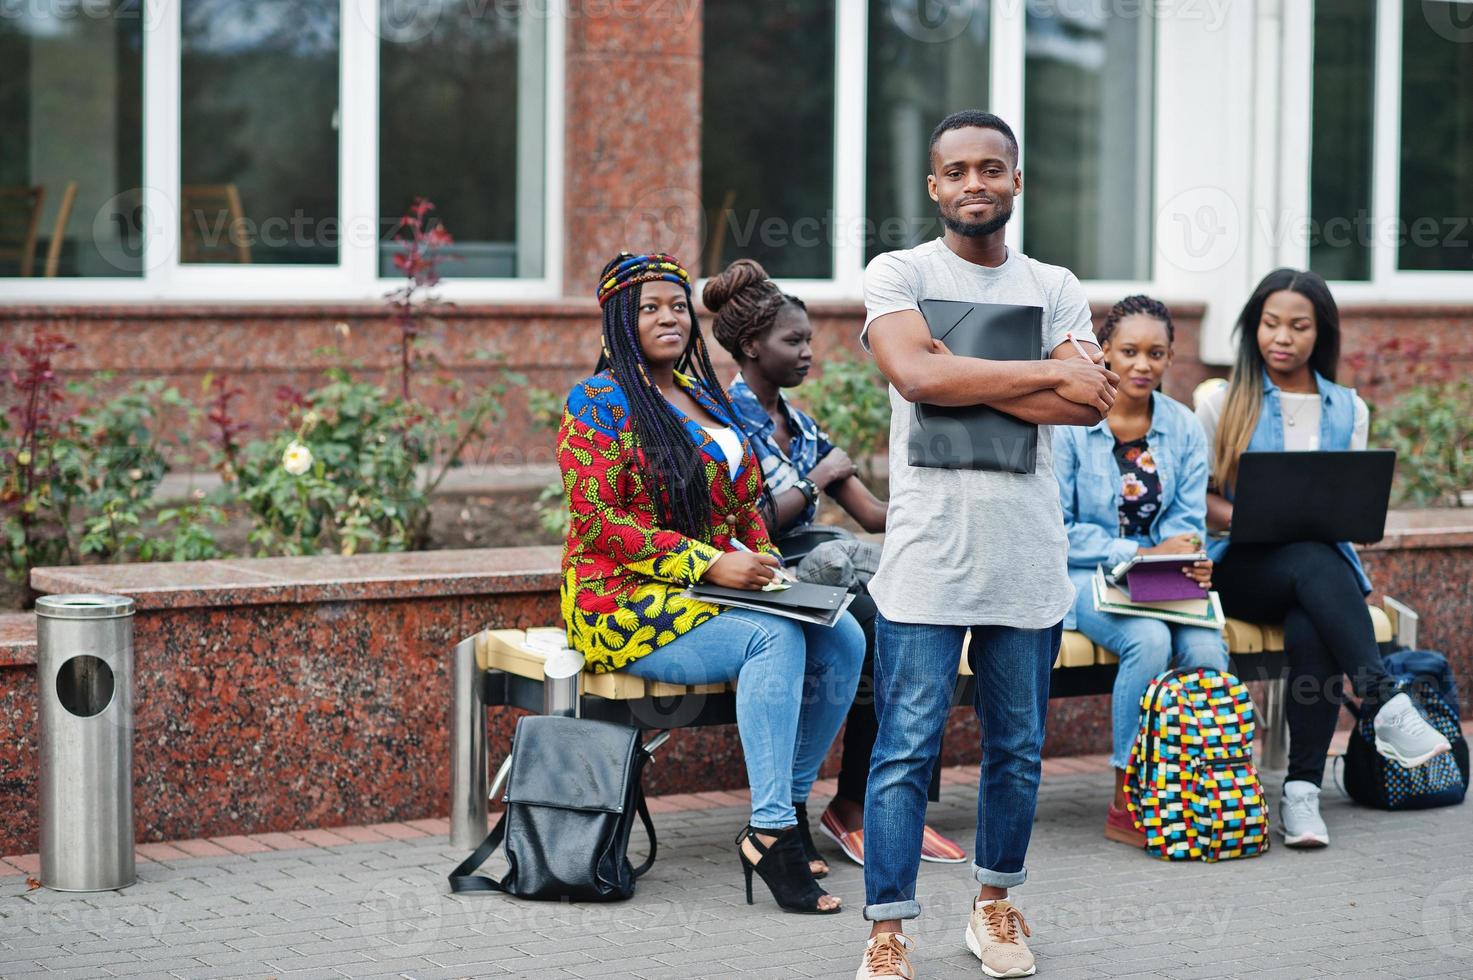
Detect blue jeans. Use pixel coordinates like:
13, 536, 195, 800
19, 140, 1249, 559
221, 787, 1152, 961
622, 608, 864, 829
863, 615, 1060, 922
1069, 571, 1230, 768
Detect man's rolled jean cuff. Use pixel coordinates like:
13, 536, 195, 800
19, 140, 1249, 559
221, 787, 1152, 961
863, 899, 921, 922
974, 864, 1027, 889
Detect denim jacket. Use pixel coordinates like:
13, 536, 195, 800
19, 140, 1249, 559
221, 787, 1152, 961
1209, 369, 1372, 595
1054, 391, 1210, 628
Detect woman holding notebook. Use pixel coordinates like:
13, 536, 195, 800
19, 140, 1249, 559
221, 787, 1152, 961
557, 252, 864, 913
1198, 268, 1449, 849
1053, 295, 1229, 847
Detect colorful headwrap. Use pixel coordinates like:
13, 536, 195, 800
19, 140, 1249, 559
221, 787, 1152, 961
597, 252, 692, 307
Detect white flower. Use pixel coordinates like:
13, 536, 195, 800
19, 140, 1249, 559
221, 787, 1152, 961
301, 410, 321, 431
282, 441, 313, 476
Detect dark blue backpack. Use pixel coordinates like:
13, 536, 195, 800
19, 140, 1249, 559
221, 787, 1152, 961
1341, 650, 1469, 810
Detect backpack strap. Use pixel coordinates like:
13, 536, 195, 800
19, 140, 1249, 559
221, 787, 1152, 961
631, 786, 658, 879
447, 812, 510, 894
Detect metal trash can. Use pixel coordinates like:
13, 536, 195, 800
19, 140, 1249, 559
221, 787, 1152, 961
36, 594, 136, 891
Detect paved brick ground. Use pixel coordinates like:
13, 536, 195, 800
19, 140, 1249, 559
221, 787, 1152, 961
4, 758, 1472, 980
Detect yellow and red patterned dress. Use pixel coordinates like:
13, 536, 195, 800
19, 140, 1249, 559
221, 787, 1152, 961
557, 369, 780, 672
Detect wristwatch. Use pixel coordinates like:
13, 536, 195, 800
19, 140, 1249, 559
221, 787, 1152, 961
796, 478, 820, 505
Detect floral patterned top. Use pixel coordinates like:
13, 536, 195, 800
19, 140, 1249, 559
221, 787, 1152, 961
557, 369, 779, 672
1113, 436, 1163, 539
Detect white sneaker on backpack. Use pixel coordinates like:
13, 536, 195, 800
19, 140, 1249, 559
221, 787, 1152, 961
1373, 692, 1453, 768
1279, 780, 1329, 848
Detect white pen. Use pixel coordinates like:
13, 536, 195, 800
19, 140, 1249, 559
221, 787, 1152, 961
730, 537, 796, 583
1066, 331, 1093, 362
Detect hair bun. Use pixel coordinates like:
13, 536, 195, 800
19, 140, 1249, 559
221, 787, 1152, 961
702, 258, 770, 313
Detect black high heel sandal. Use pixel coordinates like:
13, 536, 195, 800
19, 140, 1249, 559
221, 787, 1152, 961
736, 825, 842, 915
792, 802, 828, 879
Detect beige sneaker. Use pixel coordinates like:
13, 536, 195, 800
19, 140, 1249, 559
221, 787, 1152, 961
964, 899, 1035, 978
856, 932, 916, 979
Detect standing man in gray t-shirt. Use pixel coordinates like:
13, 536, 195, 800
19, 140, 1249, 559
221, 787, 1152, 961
855, 112, 1118, 980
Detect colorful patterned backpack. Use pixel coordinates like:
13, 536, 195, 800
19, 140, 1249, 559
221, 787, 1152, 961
1124, 667, 1270, 862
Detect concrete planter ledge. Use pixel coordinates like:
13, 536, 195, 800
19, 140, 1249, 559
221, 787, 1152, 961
0, 514, 1468, 855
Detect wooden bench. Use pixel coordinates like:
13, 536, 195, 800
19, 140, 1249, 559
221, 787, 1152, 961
449, 602, 1413, 848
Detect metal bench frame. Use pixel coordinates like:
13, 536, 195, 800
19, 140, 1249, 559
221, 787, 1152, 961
449, 608, 1416, 849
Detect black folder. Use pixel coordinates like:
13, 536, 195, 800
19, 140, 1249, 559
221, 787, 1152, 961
908, 299, 1043, 474
683, 581, 857, 628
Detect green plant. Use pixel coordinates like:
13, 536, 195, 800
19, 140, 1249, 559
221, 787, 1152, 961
527, 386, 571, 540
801, 354, 892, 482
1371, 381, 1473, 507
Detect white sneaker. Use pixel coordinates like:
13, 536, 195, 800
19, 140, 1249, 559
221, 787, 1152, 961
1279, 779, 1329, 848
1373, 692, 1452, 768
965, 899, 1036, 978
856, 932, 915, 980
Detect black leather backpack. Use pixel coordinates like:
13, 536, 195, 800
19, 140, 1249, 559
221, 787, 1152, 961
448, 715, 657, 901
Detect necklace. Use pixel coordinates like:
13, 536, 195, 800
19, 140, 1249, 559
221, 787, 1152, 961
1283, 394, 1314, 427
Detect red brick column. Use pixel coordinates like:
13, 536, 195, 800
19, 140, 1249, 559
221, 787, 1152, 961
562, 0, 706, 295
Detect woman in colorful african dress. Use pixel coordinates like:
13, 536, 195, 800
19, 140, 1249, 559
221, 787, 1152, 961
1052, 296, 1228, 848
557, 251, 864, 914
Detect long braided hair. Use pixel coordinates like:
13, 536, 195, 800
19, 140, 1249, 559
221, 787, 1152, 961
593, 252, 741, 539
704, 258, 807, 361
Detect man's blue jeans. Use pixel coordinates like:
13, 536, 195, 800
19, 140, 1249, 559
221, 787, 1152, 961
863, 615, 1059, 921
622, 608, 864, 830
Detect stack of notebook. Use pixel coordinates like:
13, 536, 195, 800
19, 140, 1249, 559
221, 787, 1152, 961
1091, 565, 1225, 630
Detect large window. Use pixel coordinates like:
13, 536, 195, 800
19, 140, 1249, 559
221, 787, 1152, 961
180, 0, 340, 265
1309, 0, 1376, 281
702, 0, 836, 279
379, 0, 546, 278
1022, 2, 1153, 281
0, 1, 143, 277
864, 0, 990, 263
0, 0, 555, 299
701, 0, 1156, 289
1398, 0, 1473, 272
1310, 0, 1473, 283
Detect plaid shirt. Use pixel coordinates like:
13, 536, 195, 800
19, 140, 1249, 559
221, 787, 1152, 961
726, 376, 834, 529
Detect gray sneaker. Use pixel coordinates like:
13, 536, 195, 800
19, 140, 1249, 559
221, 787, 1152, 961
1374, 692, 1452, 768
1280, 780, 1329, 848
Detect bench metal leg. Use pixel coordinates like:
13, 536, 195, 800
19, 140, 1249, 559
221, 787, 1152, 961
1257, 676, 1289, 772
450, 636, 487, 850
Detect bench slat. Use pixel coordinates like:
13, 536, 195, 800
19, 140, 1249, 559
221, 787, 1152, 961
475, 604, 1397, 702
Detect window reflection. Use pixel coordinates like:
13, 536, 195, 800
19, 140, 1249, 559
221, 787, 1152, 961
0, 1, 143, 277
180, 0, 340, 265
1023, 1, 1153, 280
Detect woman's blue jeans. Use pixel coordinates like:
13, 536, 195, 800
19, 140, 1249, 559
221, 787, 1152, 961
1069, 570, 1230, 768
621, 608, 865, 829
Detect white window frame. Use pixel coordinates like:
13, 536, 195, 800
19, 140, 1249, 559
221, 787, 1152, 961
1317, 0, 1473, 304
758, 0, 1163, 305
0, 0, 564, 305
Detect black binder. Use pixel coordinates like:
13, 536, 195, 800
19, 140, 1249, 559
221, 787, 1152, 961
908, 299, 1043, 474
683, 582, 857, 627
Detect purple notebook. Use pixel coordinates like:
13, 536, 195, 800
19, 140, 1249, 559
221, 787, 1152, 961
1111, 554, 1209, 602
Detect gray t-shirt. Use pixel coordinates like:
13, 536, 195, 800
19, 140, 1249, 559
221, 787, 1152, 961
861, 240, 1096, 628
